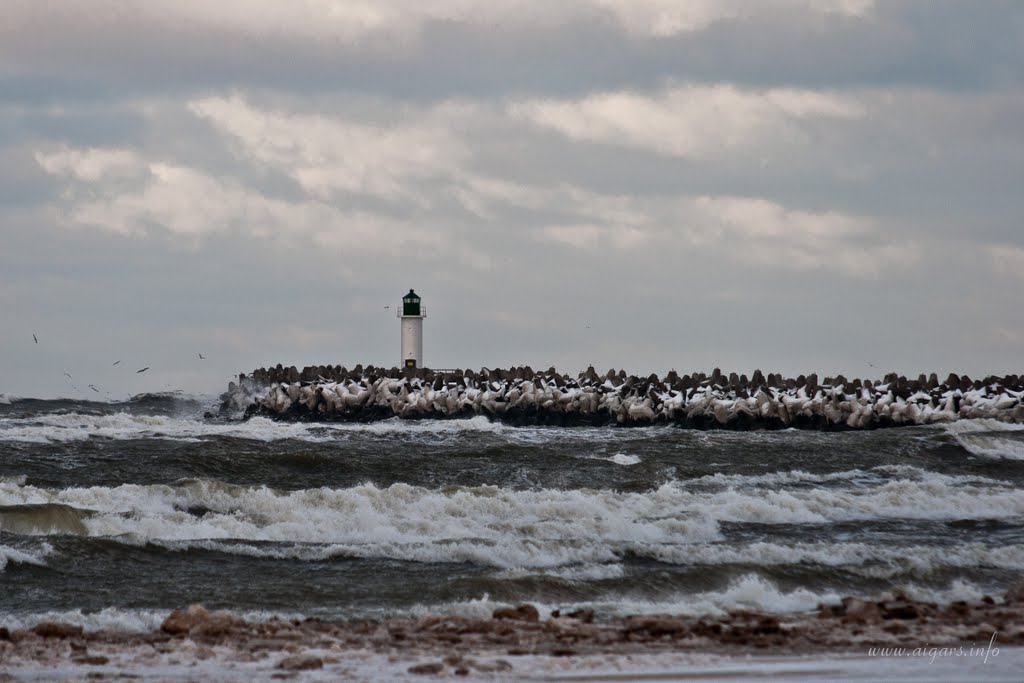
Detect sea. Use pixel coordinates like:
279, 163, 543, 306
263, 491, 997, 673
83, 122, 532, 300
2, 392, 1024, 633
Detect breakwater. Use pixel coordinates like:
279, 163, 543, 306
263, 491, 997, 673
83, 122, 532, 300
221, 365, 1024, 429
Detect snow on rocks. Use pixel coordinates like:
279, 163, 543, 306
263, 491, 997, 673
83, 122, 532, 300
221, 366, 1024, 430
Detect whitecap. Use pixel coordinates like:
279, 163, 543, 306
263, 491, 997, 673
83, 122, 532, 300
0, 542, 51, 572
946, 418, 1024, 460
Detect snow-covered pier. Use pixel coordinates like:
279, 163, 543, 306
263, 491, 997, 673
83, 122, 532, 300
221, 365, 1024, 429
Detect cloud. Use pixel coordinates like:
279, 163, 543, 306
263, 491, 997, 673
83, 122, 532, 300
188, 95, 472, 205
512, 83, 864, 160
593, 0, 874, 37
538, 223, 649, 250
32, 90, 920, 283
1, 1, 877, 53
34, 146, 146, 183
34, 144, 443, 257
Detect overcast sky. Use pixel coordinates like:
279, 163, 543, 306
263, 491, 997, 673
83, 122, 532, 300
2, 0, 1023, 399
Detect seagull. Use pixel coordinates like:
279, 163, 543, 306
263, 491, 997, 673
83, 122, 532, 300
88, 384, 100, 393
384, 305, 390, 309
137, 367, 150, 374
64, 372, 72, 380
198, 353, 205, 360
113, 360, 121, 366
33, 334, 38, 344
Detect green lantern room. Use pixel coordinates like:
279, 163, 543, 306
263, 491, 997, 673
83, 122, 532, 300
402, 289, 421, 316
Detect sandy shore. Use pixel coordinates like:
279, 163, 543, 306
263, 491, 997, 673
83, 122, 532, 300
2, 592, 1023, 681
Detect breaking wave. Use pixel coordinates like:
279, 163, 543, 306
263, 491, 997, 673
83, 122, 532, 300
412, 574, 990, 620
0, 542, 50, 573
0, 412, 634, 445
946, 419, 1024, 460
2, 471, 1021, 569
0, 504, 90, 536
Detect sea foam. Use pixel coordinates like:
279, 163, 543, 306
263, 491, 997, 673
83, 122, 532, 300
2, 473, 1022, 569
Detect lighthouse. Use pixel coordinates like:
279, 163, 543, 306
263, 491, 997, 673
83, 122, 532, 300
398, 289, 425, 369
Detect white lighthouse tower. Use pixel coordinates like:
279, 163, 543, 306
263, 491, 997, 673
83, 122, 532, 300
398, 289, 425, 369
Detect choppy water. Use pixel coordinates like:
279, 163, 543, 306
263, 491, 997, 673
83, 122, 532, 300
2, 393, 1023, 632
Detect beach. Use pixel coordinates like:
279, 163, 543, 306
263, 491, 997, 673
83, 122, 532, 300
2, 594, 1022, 681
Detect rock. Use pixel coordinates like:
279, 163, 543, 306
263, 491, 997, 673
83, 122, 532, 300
194, 612, 242, 637
841, 598, 880, 623
879, 599, 919, 620
566, 608, 594, 624
754, 616, 781, 634
623, 616, 687, 637
277, 654, 323, 671
1005, 580, 1024, 604
247, 638, 295, 651
883, 621, 909, 634
161, 604, 242, 637
408, 662, 445, 675
31, 622, 84, 638
693, 620, 722, 636
493, 604, 540, 622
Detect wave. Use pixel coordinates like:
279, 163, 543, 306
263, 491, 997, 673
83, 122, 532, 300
588, 453, 642, 466
413, 574, 989, 620
0, 542, 51, 572
0, 411, 660, 446
2, 474, 1022, 568
0, 606, 301, 634
945, 418, 1024, 460
397, 574, 842, 620
0, 504, 89, 536
640, 541, 1024, 577
0, 413, 363, 444
0, 574, 996, 635
686, 466, 1011, 491
945, 418, 1024, 435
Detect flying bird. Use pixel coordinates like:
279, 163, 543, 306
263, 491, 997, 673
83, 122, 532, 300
63, 372, 72, 380
113, 360, 121, 366
33, 334, 38, 344
88, 384, 100, 393
198, 353, 205, 360
137, 367, 150, 374
384, 305, 390, 309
